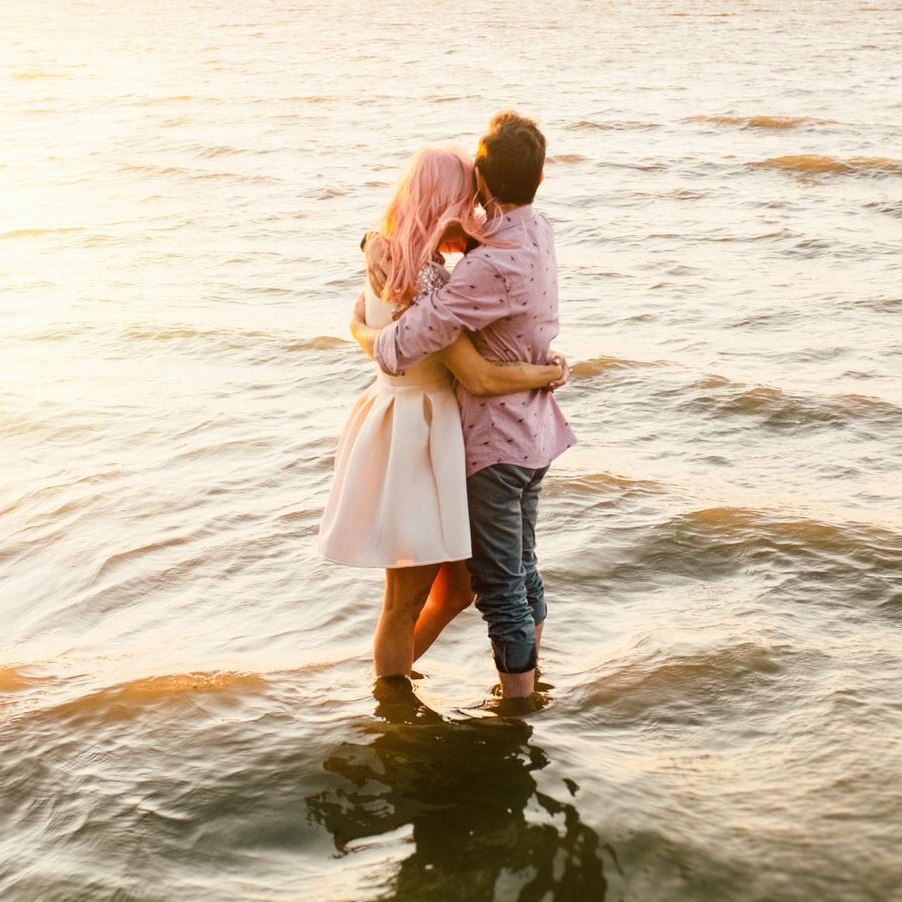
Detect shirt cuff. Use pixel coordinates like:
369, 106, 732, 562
374, 325, 401, 375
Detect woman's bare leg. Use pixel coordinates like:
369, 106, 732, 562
413, 560, 475, 661
373, 563, 441, 678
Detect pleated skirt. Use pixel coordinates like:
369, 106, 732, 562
317, 372, 471, 568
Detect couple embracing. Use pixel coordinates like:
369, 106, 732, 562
318, 111, 575, 700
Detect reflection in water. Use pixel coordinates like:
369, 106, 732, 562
307, 679, 607, 901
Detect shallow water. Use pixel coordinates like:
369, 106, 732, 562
2, 1, 902, 899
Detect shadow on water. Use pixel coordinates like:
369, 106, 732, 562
307, 678, 607, 901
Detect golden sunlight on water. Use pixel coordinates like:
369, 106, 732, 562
2, 0, 902, 900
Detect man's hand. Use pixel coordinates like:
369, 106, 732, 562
364, 233, 391, 297
546, 351, 570, 391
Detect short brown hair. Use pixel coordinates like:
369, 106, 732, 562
475, 111, 546, 205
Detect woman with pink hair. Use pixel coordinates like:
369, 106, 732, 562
318, 146, 563, 680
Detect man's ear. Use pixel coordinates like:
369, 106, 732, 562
475, 169, 492, 206
538, 170, 544, 186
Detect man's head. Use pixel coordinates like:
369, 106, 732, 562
474, 111, 546, 207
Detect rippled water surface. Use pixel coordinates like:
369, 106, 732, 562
2, 1, 902, 900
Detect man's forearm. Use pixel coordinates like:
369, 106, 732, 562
373, 325, 404, 374
373, 295, 466, 374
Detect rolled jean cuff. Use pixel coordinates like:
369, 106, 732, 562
529, 596, 547, 626
491, 639, 538, 674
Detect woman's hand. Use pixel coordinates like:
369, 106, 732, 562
350, 292, 381, 360
352, 292, 366, 329
364, 233, 391, 297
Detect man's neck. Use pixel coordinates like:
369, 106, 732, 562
484, 199, 527, 219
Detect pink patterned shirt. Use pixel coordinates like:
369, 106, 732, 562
374, 204, 576, 476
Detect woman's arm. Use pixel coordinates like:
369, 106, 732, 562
437, 333, 563, 397
350, 292, 380, 359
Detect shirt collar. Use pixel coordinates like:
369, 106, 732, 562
483, 203, 535, 236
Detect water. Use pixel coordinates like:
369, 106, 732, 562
2, 1, 902, 899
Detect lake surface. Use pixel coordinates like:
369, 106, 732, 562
2, 1, 901, 899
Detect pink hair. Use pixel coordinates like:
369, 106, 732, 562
379, 146, 488, 305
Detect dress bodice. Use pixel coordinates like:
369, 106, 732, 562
365, 264, 451, 386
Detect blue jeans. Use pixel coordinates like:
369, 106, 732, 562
466, 463, 549, 674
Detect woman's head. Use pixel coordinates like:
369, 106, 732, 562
380, 146, 484, 304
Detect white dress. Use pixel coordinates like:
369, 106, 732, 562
317, 265, 471, 568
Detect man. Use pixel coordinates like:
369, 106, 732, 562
370, 111, 575, 698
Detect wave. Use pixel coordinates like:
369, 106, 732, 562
3, 491, 106, 557
6, 321, 95, 344
571, 355, 663, 378
0, 666, 39, 693
9, 670, 269, 724
849, 295, 902, 313
424, 94, 475, 104
110, 670, 267, 698
546, 471, 665, 499
93, 533, 199, 583
749, 154, 902, 176
864, 200, 902, 218
580, 641, 785, 723
689, 115, 831, 130
304, 185, 351, 199
142, 94, 195, 105
124, 323, 267, 346
195, 144, 252, 159
682, 376, 902, 432
285, 335, 348, 352
708, 228, 794, 243
569, 119, 660, 131
272, 94, 335, 105
548, 153, 589, 164
0, 227, 86, 241
191, 144, 284, 160
11, 70, 65, 81
604, 506, 902, 602
598, 160, 669, 172
123, 323, 347, 355
117, 163, 280, 184
0, 462, 106, 510
2, 664, 343, 724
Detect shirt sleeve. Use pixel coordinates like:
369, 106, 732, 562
374, 252, 510, 374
